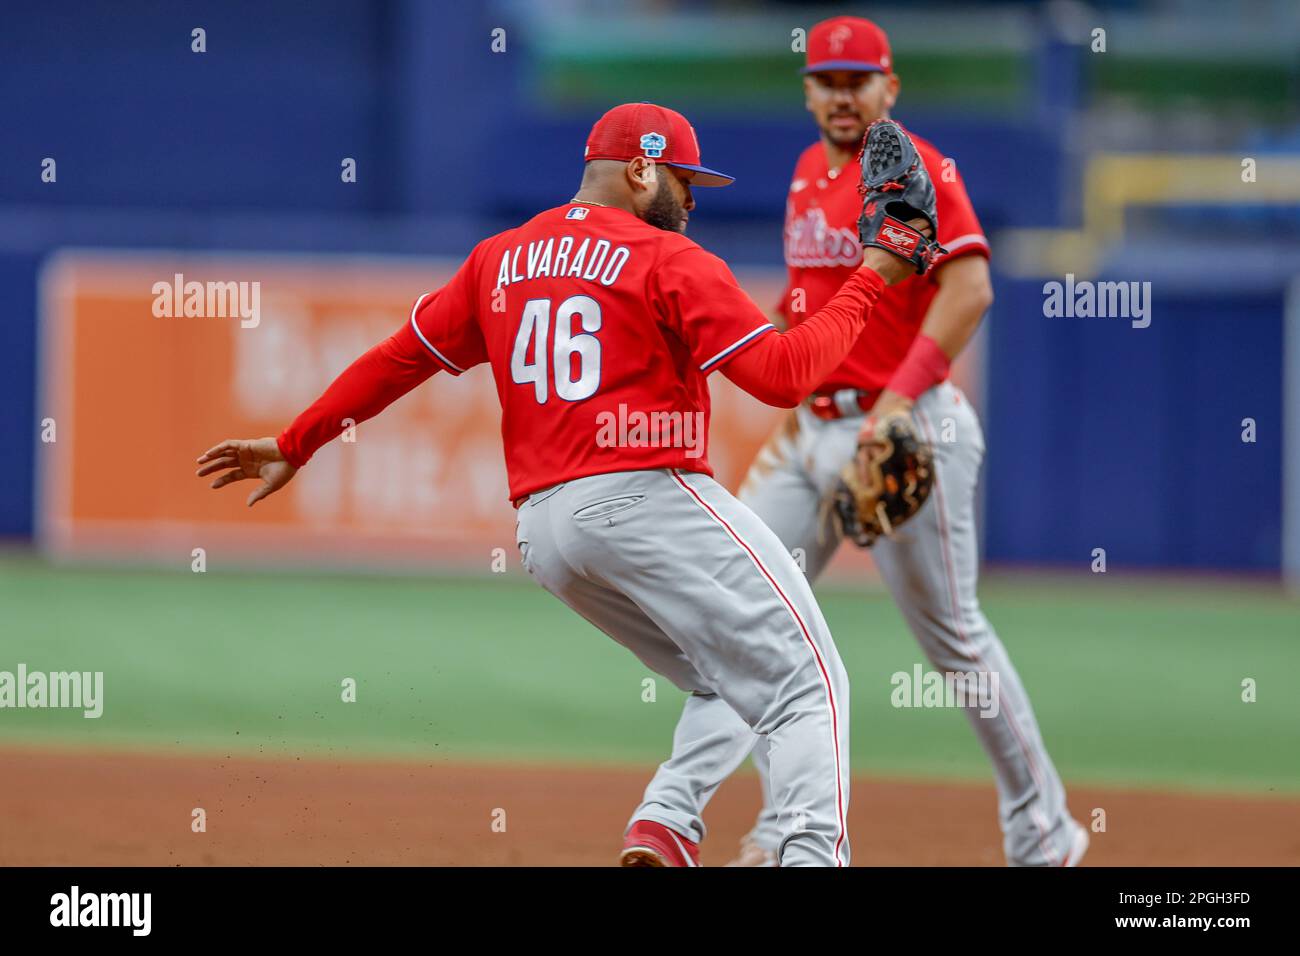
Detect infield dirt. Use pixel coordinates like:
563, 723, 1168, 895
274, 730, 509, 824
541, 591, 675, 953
3, 745, 1297, 866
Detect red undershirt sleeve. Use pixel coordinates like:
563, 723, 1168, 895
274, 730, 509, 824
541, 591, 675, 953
720, 267, 885, 407
275, 320, 441, 468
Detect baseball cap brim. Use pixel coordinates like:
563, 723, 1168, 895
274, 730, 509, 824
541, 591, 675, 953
801, 60, 886, 74
664, 162, 735, 187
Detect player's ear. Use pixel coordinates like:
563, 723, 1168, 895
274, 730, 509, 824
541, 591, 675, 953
802, 75, 817, 114
884, 72, 900, 110
626, 156, 658, 192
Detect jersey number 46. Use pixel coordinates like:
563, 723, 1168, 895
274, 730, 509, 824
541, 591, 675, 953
511, 295, 602, 404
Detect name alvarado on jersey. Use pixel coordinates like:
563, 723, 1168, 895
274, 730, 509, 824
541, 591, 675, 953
495, 235, 632, 289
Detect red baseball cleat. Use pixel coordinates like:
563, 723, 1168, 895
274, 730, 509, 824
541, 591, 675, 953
620, 820, 701, 867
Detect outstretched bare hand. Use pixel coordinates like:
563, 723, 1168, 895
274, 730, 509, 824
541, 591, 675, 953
196, 437, 297, 507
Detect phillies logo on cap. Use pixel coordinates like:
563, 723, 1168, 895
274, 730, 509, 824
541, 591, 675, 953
640, 132, 667, 158
828, 24, 853, 55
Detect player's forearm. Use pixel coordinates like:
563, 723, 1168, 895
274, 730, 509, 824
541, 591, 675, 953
276, 322, 439, 467
723, 266, 885, 407
919, 256, 993, 359
886, 257, 992, 401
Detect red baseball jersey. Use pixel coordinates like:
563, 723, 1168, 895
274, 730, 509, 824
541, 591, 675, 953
780, 132, 988, 392
410, 203, 776, 500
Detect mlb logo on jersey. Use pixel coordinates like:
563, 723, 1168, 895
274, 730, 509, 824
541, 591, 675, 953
640, 132, 666, 158
566, 206, 589, 220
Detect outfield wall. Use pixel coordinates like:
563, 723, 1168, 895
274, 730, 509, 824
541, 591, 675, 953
15, 245, 1291, 575
3, 2, 1296, 573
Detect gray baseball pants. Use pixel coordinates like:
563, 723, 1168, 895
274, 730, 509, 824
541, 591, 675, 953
515, 467, 851, 866
736, 382, 1075, 865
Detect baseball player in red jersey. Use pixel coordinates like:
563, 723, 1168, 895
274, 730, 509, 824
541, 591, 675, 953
709, 16, 1089, 866
196, 103, 936, 866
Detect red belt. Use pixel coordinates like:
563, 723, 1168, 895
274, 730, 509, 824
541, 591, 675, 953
807, 388, 879, 420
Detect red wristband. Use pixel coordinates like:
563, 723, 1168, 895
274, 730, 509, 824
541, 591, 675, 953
885, 334, 951, 401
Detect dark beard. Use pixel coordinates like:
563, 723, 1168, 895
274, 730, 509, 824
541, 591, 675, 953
644, 177, 685, 233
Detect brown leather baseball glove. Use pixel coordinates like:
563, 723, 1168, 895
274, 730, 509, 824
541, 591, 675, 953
830, 411, 936, 547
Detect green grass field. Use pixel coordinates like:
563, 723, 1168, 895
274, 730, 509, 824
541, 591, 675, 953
1, 553, 1297, 794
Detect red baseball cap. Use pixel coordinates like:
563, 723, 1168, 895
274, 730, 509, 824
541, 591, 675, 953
802, 15, 892, 75
584, 102, 734, 187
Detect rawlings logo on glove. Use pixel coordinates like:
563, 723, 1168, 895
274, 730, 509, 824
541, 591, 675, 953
874, 222, 921, 257
830, 411, 936, 548
857, 120, 946, 275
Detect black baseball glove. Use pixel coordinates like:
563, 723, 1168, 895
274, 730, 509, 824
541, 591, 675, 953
857, 119, 946, 275
831, 411, 936, 548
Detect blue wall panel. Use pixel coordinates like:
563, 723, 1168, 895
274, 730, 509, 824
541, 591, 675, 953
985, 280, 1284, 570
0, 254, 40, 536
0, 1, 390, 212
